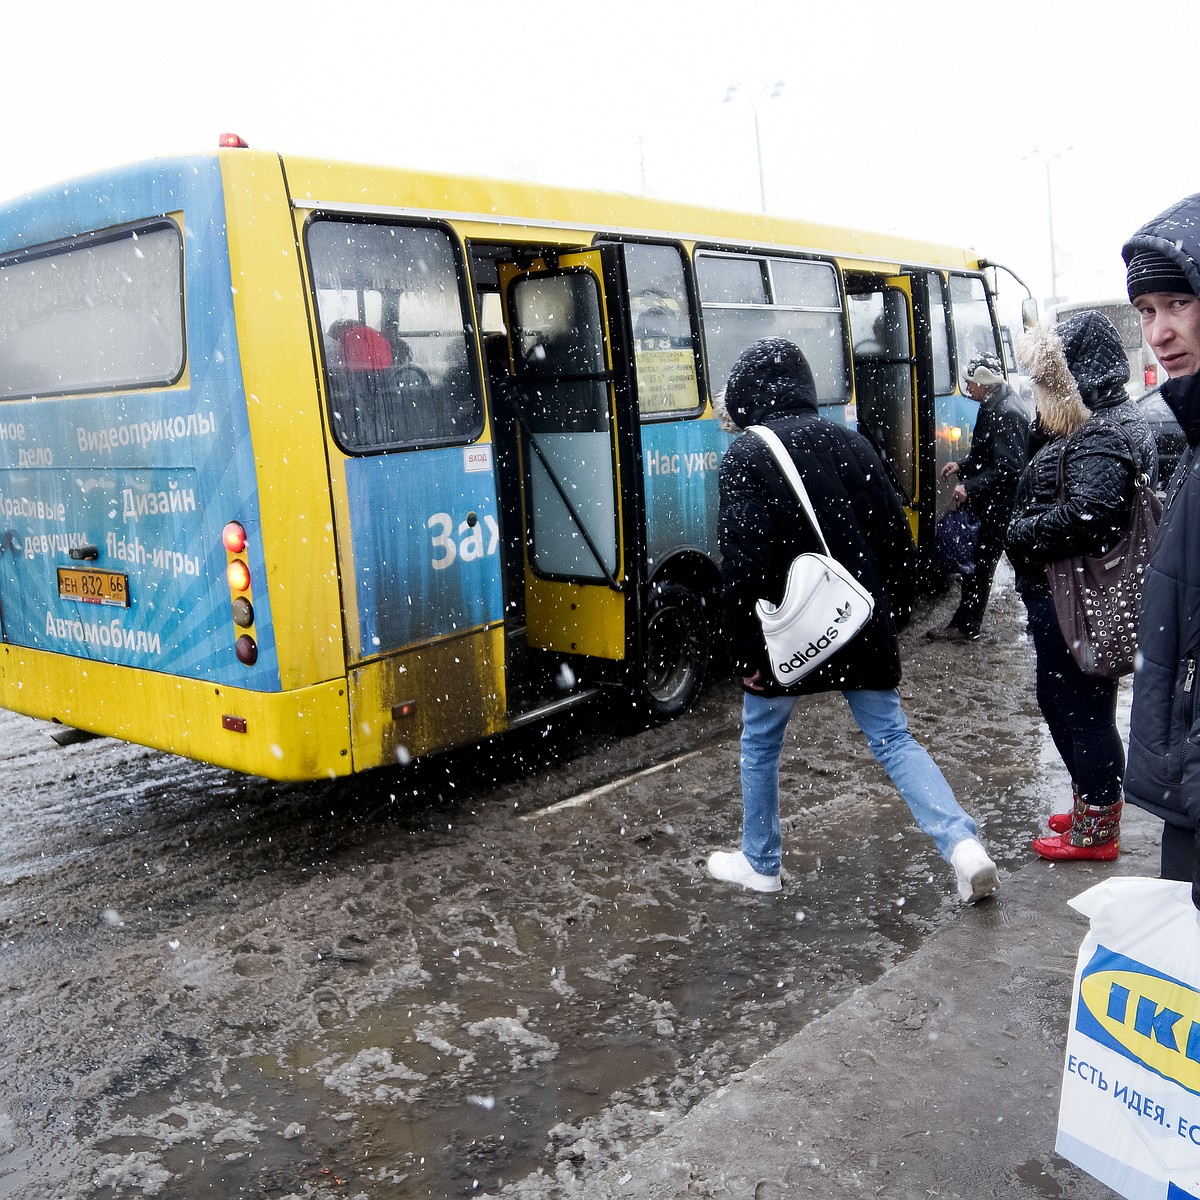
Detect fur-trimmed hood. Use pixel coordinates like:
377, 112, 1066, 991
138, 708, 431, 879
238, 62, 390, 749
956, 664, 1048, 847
1015, 322, 1091, 438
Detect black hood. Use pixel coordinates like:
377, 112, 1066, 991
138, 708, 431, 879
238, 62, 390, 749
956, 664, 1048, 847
721, 338, 818, 431
1054, 309, 1129, 406
1122, 193, 1200, 301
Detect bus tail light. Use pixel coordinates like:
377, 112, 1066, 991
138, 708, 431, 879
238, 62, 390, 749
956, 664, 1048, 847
1145, 363, 1158, 389
222, 521, 258, 668
230, 596, 254, 628
222, 521, 247, 553
226, 559, 251, 593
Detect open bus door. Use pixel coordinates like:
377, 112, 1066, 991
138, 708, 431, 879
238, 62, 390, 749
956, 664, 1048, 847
845, 274, 924, 543
497, 248, 642, 700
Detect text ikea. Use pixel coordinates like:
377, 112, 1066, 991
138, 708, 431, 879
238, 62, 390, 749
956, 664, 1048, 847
1078, 949, 1200, 1096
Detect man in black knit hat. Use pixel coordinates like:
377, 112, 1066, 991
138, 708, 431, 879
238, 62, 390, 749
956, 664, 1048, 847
1121, 195, 1200, 905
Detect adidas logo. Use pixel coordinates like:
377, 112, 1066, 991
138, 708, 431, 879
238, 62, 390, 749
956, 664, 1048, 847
776, 622, 841, 674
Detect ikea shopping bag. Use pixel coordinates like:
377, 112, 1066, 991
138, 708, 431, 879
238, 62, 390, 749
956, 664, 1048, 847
1058, 877, 1200, 1200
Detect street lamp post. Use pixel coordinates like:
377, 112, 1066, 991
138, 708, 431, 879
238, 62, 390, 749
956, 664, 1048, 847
1024, 146, 1072, 310
725, 79, 785, 212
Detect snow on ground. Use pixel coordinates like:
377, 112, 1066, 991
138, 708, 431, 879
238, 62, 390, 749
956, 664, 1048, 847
0, 571, 1067, 1197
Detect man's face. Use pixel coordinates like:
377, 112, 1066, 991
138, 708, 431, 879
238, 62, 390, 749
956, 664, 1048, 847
1134, 291, 1200, 378
963, 378, 985, 402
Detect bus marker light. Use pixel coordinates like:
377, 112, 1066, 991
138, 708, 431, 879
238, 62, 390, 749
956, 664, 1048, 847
392, 700, 418, 720
222, 521, 247, 553
226, 559, 251, 593
222, 715, 248, 733
219, 133, 249, 148
230, 596, 254, 628
235, 635, 258, 665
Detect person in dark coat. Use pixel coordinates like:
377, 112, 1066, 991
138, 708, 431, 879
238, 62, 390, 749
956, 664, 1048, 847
1007, 312, 1156, 862
708, 337, 999, 903
927, 352, 1030, 642
1121, 195, 1200, 902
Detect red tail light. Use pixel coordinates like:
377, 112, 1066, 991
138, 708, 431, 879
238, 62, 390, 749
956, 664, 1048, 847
222, 521, 247, 553
221, 521, 258, 667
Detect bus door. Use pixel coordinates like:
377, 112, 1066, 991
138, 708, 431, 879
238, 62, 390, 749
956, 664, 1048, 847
846, 276, 922, 538
496, 249, 640, 686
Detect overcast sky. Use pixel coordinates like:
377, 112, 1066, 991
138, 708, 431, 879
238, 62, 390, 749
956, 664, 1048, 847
4, 0, 1195, 314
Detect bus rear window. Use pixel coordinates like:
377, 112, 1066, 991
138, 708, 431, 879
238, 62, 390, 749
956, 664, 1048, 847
0, 223, 184, 400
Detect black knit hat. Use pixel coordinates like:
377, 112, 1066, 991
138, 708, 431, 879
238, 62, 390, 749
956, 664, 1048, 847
1121, 194, 1200, 301
1126, 248, 1192, 301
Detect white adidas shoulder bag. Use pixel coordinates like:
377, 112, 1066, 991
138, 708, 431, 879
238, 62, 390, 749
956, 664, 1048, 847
747, 425, 875, 685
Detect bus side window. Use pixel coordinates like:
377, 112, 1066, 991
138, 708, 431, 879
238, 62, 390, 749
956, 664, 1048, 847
308, 218, 483, 452
697, 252, 848, 405
948, 274, 1000, 383
618, 241, 703, 419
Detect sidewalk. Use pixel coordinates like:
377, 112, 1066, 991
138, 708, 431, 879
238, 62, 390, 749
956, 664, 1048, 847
589, 804, 1160, 1198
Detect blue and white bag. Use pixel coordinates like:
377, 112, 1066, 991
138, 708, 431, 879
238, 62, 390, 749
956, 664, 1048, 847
1058, 877, 1200, 1200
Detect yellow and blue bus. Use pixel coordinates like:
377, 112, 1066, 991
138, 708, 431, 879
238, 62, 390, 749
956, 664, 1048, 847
0, 140, 1031, 780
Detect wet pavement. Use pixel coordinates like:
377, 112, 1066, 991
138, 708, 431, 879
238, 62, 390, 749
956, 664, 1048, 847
0, 566, 1146, 1197
585, 797, 1160, 1199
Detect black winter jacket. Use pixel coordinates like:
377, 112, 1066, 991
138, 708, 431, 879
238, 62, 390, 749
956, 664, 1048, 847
1121, 195, 1200, 834
1005, 387, 1156, 596
718, 341, 916, 696
1125, 373, 1200, 828
959, 382, 1030, 518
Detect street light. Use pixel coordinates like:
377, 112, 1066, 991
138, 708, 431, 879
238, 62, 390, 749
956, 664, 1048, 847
1024, 146, 1072, 310
725, 79, 785, 212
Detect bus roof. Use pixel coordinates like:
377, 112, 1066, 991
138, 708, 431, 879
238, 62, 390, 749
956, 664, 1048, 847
0, 147, 986, 276
276, 149, 986, 273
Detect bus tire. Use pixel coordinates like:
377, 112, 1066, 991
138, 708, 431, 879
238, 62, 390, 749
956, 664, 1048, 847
639, 582, 710, 721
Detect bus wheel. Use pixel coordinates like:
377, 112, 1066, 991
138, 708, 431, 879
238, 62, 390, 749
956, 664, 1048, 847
640, 583, 710, 721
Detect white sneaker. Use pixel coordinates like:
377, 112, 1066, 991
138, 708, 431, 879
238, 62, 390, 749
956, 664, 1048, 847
951, 838, 999, 903
706, 849, 781, 893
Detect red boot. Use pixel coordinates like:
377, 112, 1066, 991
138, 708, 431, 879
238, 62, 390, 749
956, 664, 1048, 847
1047, 787, 1081, 834
1033, 799, 1121, 862
1031, 831, 1119, 861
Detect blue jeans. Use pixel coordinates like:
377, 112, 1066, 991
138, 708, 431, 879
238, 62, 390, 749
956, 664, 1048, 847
738, 688, 980, 876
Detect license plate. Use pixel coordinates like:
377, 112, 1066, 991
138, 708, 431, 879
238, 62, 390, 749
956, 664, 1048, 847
57, 567, 130, 608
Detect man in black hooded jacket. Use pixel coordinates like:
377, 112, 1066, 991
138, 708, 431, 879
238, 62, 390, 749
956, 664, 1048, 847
707, 338, 998, 904
1122, 195, 1200, 904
